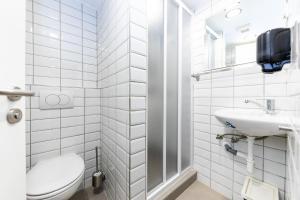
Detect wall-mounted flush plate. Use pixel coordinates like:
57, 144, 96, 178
40, 91, 74, 110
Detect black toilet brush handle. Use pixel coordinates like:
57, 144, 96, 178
95, 146, 99, 171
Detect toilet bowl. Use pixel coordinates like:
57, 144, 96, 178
27, 153, 85, 200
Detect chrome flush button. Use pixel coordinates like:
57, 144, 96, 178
7, 108, 23, 124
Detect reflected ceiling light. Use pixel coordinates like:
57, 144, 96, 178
225, 2, 242, 19
226, 7, 242, 19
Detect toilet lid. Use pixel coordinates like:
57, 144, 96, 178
27, 153, 84, 196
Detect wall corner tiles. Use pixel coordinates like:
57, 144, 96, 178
97, 0, 147, 199
25, 0, 99, 189
286, 20, 300, 200
129, 0, 147, 199
98, 0, 130, 199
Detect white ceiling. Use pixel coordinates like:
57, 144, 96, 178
181, 0, 210, 12
85, 0, 211, 12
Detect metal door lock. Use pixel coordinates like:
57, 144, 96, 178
7, 108, 23, 124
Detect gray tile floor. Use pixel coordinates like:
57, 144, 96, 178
70, 187, 107, 200
70, 181, 227, 200
176, 181, 228, 200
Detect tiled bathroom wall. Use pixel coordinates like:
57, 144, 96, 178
25, 0, 99, 188
191, 4, 294, 200
23, 0, 300, 200
192, 65, 290, 200
128, 1, 147, 198
286, 67, 300, 200
97, 0, 147, 199
97, 0, 130, 198
286, 1, 300, 198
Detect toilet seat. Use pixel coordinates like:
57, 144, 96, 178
27, 171, 84, 200
27, 153, 84, 200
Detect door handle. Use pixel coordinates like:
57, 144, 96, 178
0, 87, 35, 101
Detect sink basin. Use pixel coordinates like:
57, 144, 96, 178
214, 108, 290, 137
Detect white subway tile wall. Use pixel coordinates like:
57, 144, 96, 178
287, 69, 300, 200
192, 11, 295, 199
25, 1, 300, 200
286, 5, 300, 197
191, 12, 291, 200
129, 0, 147, 197
97, 0, 130, 198
26, 0, 99, 189
97, 0, 147, 199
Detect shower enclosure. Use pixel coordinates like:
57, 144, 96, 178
147, 0, 192, 194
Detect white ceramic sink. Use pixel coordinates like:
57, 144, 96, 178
214, 108, 290, 137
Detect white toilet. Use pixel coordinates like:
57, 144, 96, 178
26, 153, 85, 200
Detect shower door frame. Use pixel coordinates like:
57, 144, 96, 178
146, 0, 194, 197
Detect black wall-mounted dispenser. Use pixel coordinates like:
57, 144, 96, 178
256, 28, 291, 73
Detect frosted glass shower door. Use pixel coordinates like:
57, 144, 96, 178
181, 10, 192, 171
166, 0, 179, 180
147, 0, 192, 194
147, 0, 164, 192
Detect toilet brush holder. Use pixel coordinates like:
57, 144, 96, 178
92, 170, 105, 187
92, 147, 105, 194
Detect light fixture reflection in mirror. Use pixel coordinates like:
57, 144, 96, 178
205, 0, 286, 68
225, 1, 242, 19
225, 7, 242, 19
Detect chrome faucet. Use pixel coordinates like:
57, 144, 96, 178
244, 98, 275, 114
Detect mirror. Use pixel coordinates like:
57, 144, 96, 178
205, 0, 287, 68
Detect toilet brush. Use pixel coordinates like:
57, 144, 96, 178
92, 146, 105, 193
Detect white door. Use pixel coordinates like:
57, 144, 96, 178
0, 1, 27, 199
